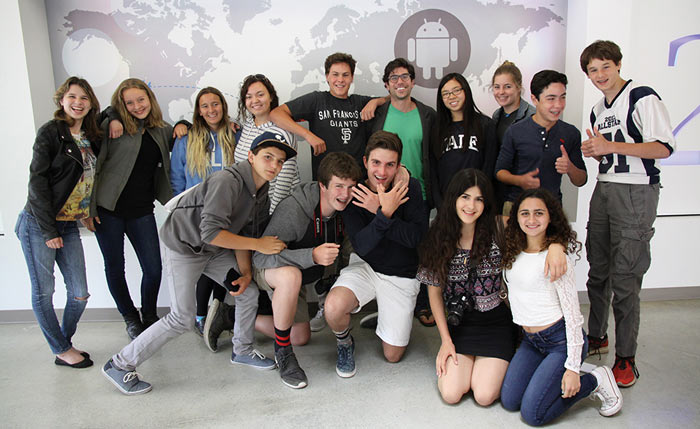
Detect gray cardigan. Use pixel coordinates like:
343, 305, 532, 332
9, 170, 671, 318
93, 120, 173, 212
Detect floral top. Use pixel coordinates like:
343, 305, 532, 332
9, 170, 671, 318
417, 241, 504, 312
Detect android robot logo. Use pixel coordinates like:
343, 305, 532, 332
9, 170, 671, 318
395, 9, 471, 88
408, 18, 458, 80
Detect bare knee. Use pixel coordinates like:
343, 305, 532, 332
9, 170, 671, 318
75, 295, 89, 301
291, 323, 310, 346
382, 343, 406, 363
439, 385, 466, 405
473, 388, 500, 407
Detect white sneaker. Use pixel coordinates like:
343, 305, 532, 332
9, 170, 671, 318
591, 365, 623, 417
310, 307, 326, 332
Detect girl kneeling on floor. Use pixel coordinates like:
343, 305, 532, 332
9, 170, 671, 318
500, 188, 622, 425
417, 169, 566, 405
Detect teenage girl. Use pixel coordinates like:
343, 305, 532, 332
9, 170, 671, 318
417, 169, 566, 405
16, 77, 102, 368
170, 87, 237, 338
491, 61, 536, 143
93, 78, 173, 340
500, 188, 622, 425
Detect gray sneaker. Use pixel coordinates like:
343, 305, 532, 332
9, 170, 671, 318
102, 359, 152, 395
310, 307, 327, 332
359, 312, 378, 329
231, 349, 276, 370
203, 299, 234, 352
275, 346, 308, 389
336, 336, 356, 378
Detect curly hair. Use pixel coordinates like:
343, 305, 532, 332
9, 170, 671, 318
237, 74, 279, 123
418, 169, 497, 288
501, 188, 581, 270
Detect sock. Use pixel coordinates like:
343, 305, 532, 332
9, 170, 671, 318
334, 327, 352, 345
196, 315, 205, 322
274, 326, 291, 352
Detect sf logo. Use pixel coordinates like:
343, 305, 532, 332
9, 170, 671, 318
341, 128, 351, 145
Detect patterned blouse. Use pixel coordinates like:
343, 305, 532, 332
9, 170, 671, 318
417, 241, 504, 312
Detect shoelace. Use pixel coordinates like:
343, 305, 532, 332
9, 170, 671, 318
616, 357, 640, 378
314, 308, 324, 318
250, 349, 267, 360
123, 371, 143, 384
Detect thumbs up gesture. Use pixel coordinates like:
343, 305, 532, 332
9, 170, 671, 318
555, 145, 571, 175
581, 127, 612, 157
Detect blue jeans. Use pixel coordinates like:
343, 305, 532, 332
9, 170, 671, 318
501, 319, 597, 426
94, 207, 161, 316
15, 211, 89, 354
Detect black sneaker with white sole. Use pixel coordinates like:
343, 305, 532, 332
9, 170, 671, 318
275, 346, 308, 389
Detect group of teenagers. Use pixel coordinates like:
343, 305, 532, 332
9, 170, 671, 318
18, 39, 676, 425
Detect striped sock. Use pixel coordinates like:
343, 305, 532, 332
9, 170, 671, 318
274, 326, 291, 352
334, 327, 352, 345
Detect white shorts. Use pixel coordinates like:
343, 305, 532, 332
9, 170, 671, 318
331, 253, 420, 347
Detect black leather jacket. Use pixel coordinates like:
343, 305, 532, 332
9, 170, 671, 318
24, 120, 101, 241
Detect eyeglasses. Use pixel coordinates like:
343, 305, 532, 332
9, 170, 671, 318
441, 87, 464, 98
388, 73, 411, 83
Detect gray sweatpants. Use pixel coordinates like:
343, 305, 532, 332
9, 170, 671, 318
113, 245, 259, 371
585, 181, 659, 357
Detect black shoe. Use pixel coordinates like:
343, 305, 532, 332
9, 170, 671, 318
141, 311, 159, 329
275, 346, 307, 389
55, 355, 93, 368
203, 299, 235, 352
124, 312, 145, 340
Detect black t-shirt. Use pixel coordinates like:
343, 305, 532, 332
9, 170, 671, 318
286, 91, 373, 178
496, 111, 518, 143
112, 130, 162, 218
431, 116, 498, 208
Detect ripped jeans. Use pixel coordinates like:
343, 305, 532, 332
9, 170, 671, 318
16, 210, 89, 354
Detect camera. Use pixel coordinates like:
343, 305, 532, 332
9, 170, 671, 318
314, 274, 339, 296
446, 294, 474, 326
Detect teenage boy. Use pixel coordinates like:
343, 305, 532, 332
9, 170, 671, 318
252, 152, 362, 389
270, 52, 383, 177
369, 57, 436, 328
495, 70, 587, 215
102, 131, 296, 395
270, 52, 385, 332
325, 130, 428, 378
580, 40, 675, 387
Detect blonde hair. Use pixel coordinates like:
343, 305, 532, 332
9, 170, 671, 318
111, 78, 166, 135
187, 87, 236, 179
492, 60, 523, 89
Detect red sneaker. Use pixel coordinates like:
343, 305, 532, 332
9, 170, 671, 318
588, 334, 609, 358
612, 355, 639, 387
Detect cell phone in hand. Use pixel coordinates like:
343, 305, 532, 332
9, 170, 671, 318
223, 268, 241, 293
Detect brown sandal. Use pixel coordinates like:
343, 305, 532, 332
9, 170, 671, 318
416, 309, 436, 327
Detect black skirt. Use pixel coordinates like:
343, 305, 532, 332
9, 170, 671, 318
448, 301, 517, 361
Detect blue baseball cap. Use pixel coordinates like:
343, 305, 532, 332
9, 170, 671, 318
250, 129, 297, 159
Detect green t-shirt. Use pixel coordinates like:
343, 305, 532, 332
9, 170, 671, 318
383, 104, 425, 198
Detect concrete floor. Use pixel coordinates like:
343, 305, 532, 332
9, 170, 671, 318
1, 300, 699, 428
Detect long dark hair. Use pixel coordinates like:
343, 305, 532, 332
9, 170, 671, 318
501, 188, 581, 270
434, 73, 484, 159
53, 76, 102, 143
419, 169, 497, 288
237, 74, 279, 123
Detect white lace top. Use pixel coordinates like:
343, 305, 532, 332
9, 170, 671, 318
504, 251, 585, 372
